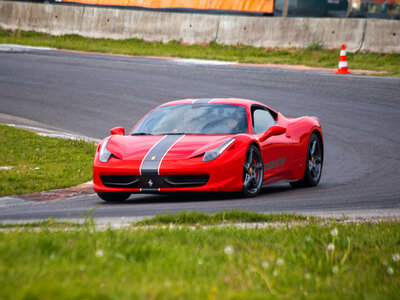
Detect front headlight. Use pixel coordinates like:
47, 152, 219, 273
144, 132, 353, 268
99, 140, 112, 163
203, 138, 235, 162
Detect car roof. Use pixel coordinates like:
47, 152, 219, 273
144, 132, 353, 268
160, 98, 269, 108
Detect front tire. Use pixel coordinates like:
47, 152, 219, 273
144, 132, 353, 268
290, 133, 323, 188
242, 145, 264, 197
97, 192, 131, 203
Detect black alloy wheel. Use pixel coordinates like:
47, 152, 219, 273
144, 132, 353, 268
290, 133, 323, 188
242, 145, 264, 197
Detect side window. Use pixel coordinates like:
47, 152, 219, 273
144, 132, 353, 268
253, 109, 275, 134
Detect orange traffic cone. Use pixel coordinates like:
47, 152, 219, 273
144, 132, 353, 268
335, 44, 350, 74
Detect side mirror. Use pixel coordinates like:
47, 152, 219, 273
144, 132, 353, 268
110, 127, 125, 136
259, 125, 286, 142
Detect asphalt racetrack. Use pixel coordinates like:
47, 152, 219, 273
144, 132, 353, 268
0, 48, 399, 221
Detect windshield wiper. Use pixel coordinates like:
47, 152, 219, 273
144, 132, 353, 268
132, 132, 194, 136
130, 132, 153, 136
158, 132, 186, 135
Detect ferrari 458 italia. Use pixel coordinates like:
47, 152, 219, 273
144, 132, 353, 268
93, 98, 323, 202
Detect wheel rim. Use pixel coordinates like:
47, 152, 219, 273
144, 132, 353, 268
243, 147, 263, 195
308, 138, 322, 182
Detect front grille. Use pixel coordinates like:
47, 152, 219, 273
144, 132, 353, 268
101, 175, 209, 189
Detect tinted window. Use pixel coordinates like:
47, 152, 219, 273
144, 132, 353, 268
132, 104, 248, 135
253, 109, 275, 134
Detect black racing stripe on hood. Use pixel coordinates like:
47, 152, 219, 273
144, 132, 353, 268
141, 135, 184, 175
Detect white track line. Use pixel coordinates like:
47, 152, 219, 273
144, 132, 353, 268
5, 124, 100, 143
0, 44, 54, 52
172, 58, 237, 65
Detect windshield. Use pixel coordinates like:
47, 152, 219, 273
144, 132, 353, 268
132, 104, 248, 135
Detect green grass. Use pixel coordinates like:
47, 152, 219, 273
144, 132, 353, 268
0, 220, 399, 299
136, 210, 320, 225
0, 217, 83, 229
0, 125, 96, 196
1, 29, 400, 76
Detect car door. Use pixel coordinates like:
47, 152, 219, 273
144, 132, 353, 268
252, 106, 291, 183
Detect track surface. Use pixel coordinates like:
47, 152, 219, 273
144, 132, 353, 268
1, 48, 400, 221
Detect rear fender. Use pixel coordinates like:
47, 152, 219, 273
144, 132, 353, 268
277, 115, 321, 177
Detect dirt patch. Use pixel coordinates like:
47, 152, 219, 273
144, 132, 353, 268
237, 63, 389, 75
18, 183, 95, 202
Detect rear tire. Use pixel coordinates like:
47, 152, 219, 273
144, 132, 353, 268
290, 133, 323, 188
242, 145, 264, 197
97, 192, 131, 203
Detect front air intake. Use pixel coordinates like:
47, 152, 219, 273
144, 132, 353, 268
101, 175, 209, 189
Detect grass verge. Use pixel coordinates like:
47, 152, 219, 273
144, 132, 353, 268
1, 29, 400, 76
0, 218, 399, 299
0, 217, 82, 229
0, 125, 96, 197
136, 210, 320, 225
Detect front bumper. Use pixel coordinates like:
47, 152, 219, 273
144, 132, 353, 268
93, 154, 244, 193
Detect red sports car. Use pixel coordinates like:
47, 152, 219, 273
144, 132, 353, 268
93, 98, 323, 202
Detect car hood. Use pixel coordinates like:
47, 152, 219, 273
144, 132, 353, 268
106, 134, 233, 161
